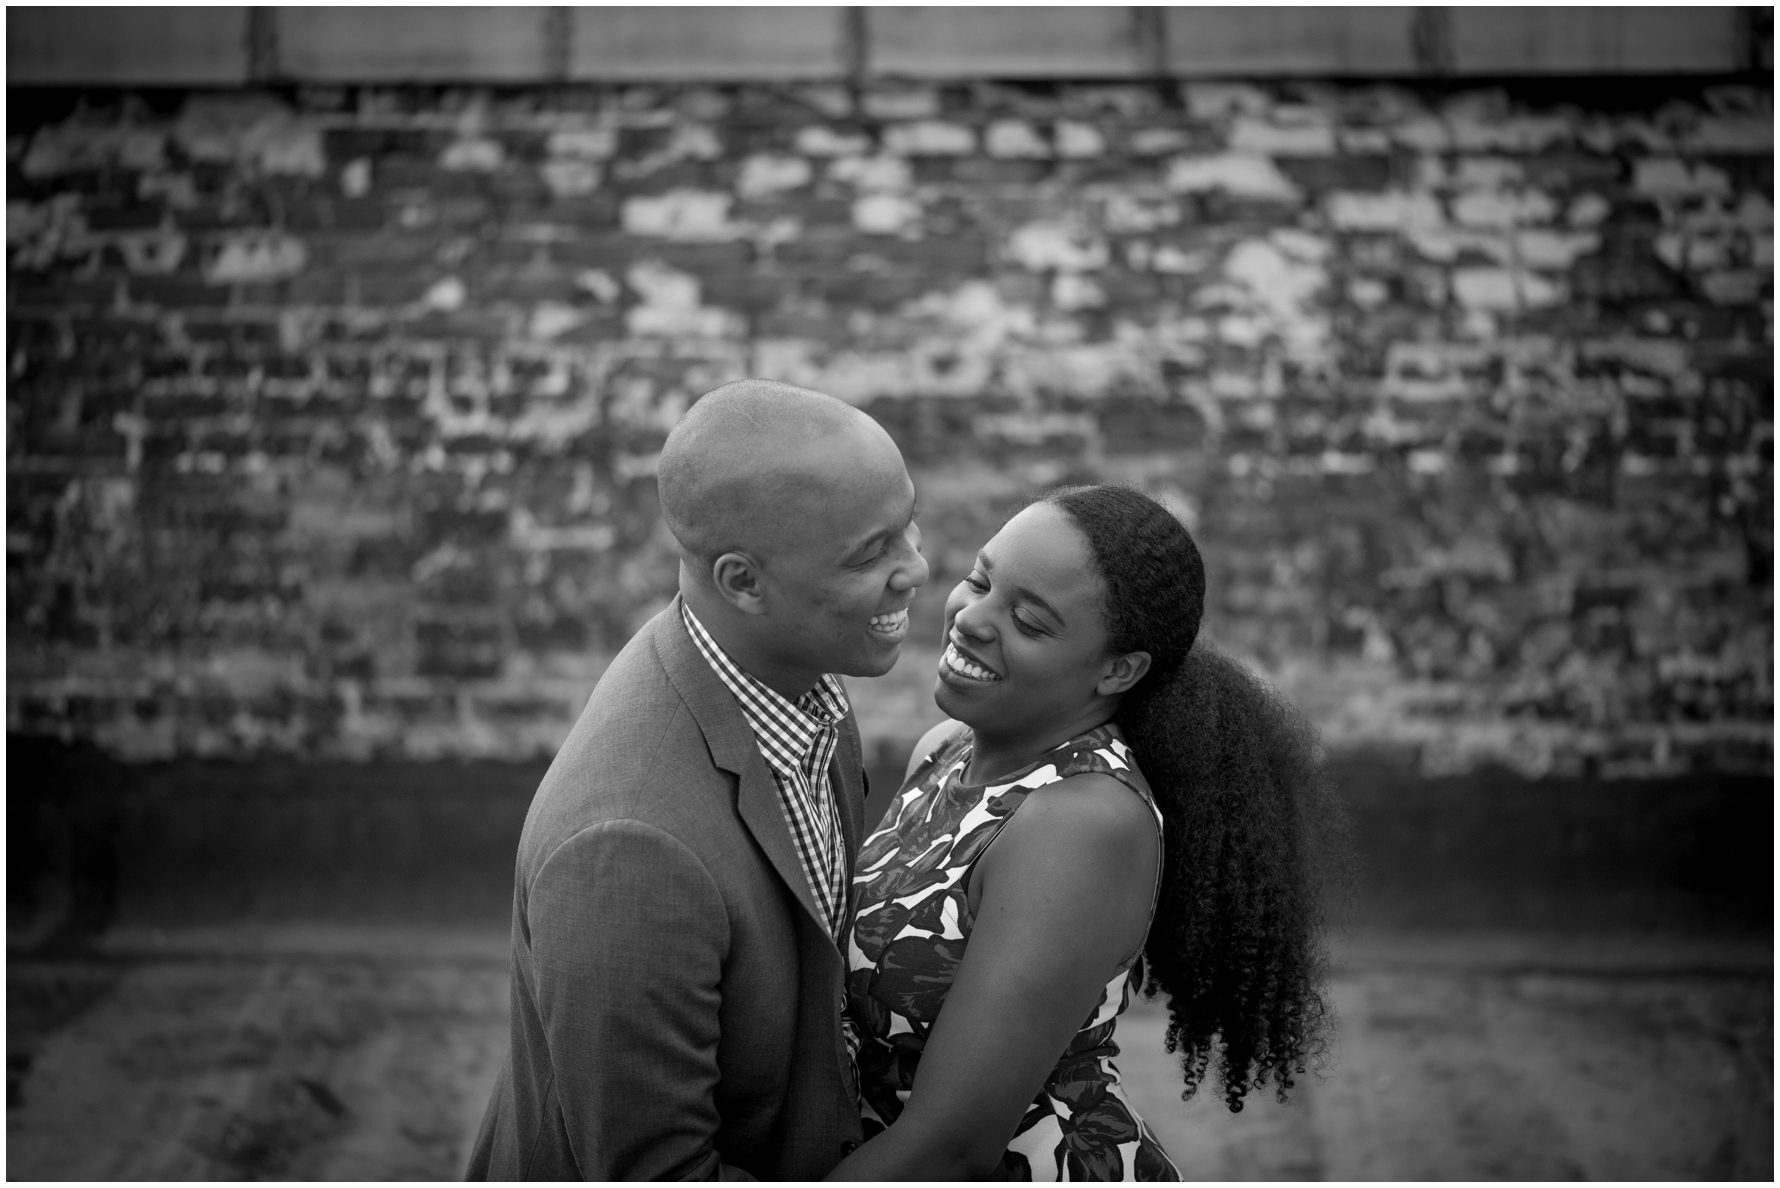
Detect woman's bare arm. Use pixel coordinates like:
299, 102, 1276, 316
829, 773, 1160, 1180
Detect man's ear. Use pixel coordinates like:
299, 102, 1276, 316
711, 551, 769, 616
1096, 650, 1152, 697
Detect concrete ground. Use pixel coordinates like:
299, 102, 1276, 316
8, 925, 1770, 1181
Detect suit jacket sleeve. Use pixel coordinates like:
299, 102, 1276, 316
529, 818, 754, 1181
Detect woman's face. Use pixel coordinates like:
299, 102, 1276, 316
934, 502, 1142, 745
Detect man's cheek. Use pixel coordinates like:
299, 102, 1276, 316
808, 575, 868, 614
804, 582, 845, 613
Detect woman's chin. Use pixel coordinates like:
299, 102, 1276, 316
932, 674, 992, 726
932, 675, 968, 720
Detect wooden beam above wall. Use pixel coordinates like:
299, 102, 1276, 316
1166, 7, 1421, 76
570, 7, 852, 81
273, 7, 557, 83
4, 6, 1762, 86
1450, 6, 1748, 74
8, 7, 252, 86
867, 7, 1146, 79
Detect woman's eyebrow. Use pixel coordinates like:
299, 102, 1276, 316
976, 552, 1066, 627
1012, 585, 1066, 627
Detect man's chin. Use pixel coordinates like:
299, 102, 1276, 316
834, 643, 902, 680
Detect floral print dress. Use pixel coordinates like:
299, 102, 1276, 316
845, 722, 1180, 1181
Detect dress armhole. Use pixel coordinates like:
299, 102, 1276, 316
1122, 816, 1166, 974
1055, 758, 1167, 973
1115, 779, 1165, 971
1059, 751, 1167, 914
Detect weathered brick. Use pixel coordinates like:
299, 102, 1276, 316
5, 78, 1771, 776
1275, 154, 1394, 194
125, 273, 231, 307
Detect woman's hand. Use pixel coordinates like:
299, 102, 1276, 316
827, 772, 1160, 1181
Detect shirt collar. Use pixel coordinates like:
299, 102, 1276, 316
681, 601, 849, 759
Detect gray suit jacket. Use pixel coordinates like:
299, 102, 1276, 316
466, 599, 867, 1180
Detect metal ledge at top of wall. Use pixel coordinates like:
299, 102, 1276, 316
5, 6, 1770, 87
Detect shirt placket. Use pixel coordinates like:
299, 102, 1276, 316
799, 725, 846, 941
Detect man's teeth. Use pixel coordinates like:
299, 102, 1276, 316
869, 609, 908, 634
943, 642, 1001, 682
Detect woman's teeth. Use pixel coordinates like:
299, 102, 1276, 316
868, 609, 909, 639
942, 642, 1001, 682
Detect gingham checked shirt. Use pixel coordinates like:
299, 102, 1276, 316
681, 602, 852, 946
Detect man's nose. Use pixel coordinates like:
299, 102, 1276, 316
890, 528, 929, 590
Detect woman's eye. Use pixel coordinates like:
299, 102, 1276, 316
964, 571, 988, 591
1013, 612, 1045, 636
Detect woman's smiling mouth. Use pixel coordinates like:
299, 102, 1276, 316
940, 641, 1002, 683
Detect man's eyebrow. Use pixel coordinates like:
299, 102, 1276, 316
849, 497, 919, 558
976, 552, 1067, 627
847, 528, 890, 558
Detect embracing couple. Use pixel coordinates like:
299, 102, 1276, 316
467, 379, 1339, 1181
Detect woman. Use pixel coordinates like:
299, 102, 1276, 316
834, 484, 1344, 1181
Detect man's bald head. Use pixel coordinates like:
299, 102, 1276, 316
658, 379, 902, 570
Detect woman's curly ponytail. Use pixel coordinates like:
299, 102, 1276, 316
1042, 484, 1348, 1111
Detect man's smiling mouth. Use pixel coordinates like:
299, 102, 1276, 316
868, 609, 909, 640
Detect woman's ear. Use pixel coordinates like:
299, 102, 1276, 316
711, 551, 768, 616
1096, 650, 1152, 696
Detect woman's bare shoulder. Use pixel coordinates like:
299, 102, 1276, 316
971, 771, 1159, 955
1003, 771, 1160, 865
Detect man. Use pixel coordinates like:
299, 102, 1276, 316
467, 379, 928, 1180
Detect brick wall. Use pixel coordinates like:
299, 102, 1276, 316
7, 79, 1772, 777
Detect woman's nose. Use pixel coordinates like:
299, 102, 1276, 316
951, 594, 994, 640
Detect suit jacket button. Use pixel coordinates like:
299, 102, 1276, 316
841, 1140, 859, 1157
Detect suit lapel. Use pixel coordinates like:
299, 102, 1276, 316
831, 710, 865, 867
653, 598, 834, 938
830, 711, 869, 935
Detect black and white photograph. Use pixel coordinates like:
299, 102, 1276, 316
6, 5, 1773, 1181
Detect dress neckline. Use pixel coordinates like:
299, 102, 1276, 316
939, 721, 1125, 792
